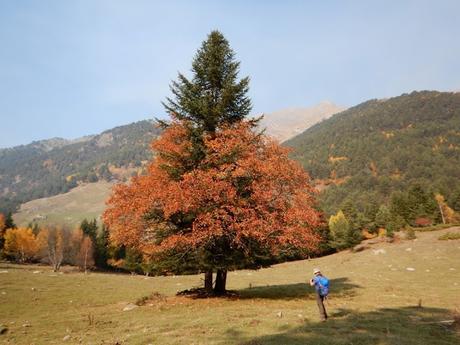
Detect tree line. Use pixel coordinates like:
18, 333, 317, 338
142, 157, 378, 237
0, 216, 111, 273
326, 184, 460, 250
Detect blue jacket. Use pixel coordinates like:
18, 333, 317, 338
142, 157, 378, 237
312, 275, 329, 296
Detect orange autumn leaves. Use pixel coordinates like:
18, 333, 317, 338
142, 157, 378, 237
103, 120, 322, 258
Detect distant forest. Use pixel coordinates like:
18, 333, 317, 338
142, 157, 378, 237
0, 120, 161, 214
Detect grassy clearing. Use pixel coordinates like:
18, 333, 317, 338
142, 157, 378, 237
1, 227, 459, 345
13, 182, 113, 228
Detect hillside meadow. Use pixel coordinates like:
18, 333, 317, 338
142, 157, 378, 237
1, 227, 459, 345
13, 181, 113, 228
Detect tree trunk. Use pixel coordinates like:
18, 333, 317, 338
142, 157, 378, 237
438, 202, 446, 224
214, 269, 227, 295
84, 248, 88, 274
204, 271, 213, 293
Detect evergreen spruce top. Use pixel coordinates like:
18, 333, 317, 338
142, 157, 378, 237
163, 31, 252, 133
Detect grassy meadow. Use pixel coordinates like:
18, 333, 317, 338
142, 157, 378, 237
1, 227, 459, 345
13, 182, 113, 228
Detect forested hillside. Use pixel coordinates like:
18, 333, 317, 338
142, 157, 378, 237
0, 120, 161, 214
286, 91, 460, 216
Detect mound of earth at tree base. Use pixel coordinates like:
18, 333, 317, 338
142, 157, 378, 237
176, 287, 240, 299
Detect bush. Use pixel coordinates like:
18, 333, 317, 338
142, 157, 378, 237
438, 232, 460, 241
135, 292, 166, 306
405, 227, 416, 240
414, 217, 433, 227
135, 295, 149, 306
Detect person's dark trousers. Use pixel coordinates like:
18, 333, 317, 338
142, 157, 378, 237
315, 292, 328, 321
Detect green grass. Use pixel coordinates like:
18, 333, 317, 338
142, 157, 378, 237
1, 227, 459, 344
439, 232, 460, 241
13, 181, 113, 228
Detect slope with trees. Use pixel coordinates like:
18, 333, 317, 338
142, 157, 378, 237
285, 91, 460, 221
0, 120, 161, 214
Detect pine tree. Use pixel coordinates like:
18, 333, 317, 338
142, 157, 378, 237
123, 248, 142, 274
375, 205, 392, 229
390, 191, 411, 222
80, 218, 98, 242
162, 30, 252, 134
94, 224, 110, 269
363, 196, 380, 231
5, 212, 16, 230
161, 30, 253, 293
406, 184, 438, 223
448, 188, 460, 212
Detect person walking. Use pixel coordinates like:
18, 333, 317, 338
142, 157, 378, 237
309, 268, 329, 321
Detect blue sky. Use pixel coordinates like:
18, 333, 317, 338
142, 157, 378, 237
1, 0, 459, 148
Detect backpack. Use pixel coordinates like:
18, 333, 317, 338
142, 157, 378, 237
317, 276, 329, 297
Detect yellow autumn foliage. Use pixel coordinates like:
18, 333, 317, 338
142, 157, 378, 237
4, 227, 39, 262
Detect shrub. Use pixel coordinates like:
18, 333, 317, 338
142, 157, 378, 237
135, 295, 149, 306
405, 227, 417, 240
438, 232, 460, 241
414, 217, 432, 227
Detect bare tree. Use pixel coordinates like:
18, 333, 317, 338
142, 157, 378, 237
37, 226, 68, 272
71, 229, 94, 273
80, 236, 94, 273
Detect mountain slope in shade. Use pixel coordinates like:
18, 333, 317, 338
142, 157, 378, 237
259, 101, 345, 142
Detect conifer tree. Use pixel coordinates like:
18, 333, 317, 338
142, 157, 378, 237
80, 218, 98, 242
163, 30, 252, 134
161, 30, 253, 292
375, 205, 392, 229
448, 188, 460, 212
95, 224, 110, 269
5, 212, 16, 230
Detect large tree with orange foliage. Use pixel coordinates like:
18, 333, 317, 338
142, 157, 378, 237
104, 31, 321, 294
104, 121, 322, 294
